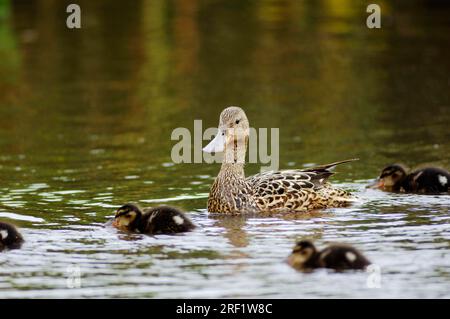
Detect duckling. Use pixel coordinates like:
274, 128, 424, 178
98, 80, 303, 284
369, 164, 450, 193
112, 203, 195, 234
287, 240, 371, 271
0, 221, 24, 251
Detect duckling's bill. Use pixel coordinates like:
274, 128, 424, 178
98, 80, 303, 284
367, 179, 383, 189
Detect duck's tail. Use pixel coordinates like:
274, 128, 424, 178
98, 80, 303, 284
301, 158, 359, 173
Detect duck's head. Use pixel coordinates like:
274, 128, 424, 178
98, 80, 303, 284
203, 106, 249, 163
368, 164, 407, 190
112, 203, 143, 231
288, 240, 318, 269
0, 222, 24, 250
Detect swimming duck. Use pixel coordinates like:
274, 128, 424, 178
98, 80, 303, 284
112, 203, 195, 234
0, 221, 24, 251
202, 106, 357, 213
287, 240, 371, 271
368, 164, 450, 194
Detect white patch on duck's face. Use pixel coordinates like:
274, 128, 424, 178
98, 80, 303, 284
0, 230, 8, 239
173, 215, 184, 225
438, 175, 448, 186
345, 252, 357, 262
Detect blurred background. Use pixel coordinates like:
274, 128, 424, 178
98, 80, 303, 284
0, 0, 449, 298
0, 0, 449, 188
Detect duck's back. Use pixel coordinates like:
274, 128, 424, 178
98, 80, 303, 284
142, 206, 195, 234
0, 222, 24, 250
247, 168, 353, 212
403, 168, 450, 193
316, 245, 370, 270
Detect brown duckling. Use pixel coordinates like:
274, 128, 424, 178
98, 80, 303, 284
369, 164, 449, 194
112, 203, 195, 234
0, 221, 24, 251
287, 240, 371, 271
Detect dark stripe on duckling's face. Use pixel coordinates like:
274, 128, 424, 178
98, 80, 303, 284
288, 240, 317, 269
113, 204, 141, 230
115, 204, 141, 217
370, 164, 407, 189
292, 240, 316, 253
379, 164, 407, 178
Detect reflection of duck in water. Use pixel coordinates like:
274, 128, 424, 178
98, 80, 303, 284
208, 214, 250, 274
287, 240, 371, 271
0, 221, 24, 251
208, 214, 250, 249
112, 203, 195, 234
369, 164, 450, 194
203, 106, 357, 214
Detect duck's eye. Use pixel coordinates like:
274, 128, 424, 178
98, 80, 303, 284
235, 120, 240, 124
221, 132, 225, 136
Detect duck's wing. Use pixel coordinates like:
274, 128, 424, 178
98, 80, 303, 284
248, 159, 358, 190
247, 169, 326, 192
246, 159, 357, 210
246, 170, 325, 211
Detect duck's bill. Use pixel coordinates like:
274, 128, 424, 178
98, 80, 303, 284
203, 131, 225, 153
104, 218, 114, 227
111, 219, 119, 227
367, 179, 384, 189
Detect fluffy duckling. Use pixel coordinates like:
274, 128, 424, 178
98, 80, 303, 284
287, 240, 371, 271
112, 203, 195, 234
369, 164, 449, 193
0, 221, 24, 251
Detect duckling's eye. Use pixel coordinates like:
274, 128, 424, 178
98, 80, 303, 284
221, 132, 225, 136
235, 119, 240, 124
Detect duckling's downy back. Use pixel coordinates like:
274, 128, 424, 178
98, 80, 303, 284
0, 222, 24, 251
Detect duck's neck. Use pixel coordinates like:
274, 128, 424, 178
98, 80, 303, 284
210, 162, 249, 211
131, 212, 143, 232
220, 136, 247, 181
218, 163, 246, 180
208, 137, 253, 212
222, 135, 247, 167
392, 175, 408, 191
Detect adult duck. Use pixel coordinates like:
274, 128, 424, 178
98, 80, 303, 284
202, 106, 357, 213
